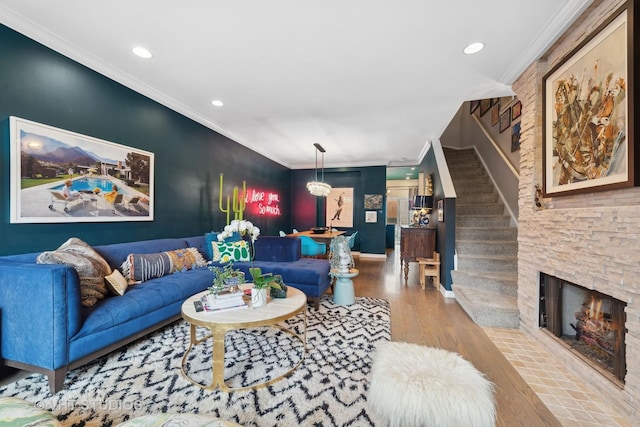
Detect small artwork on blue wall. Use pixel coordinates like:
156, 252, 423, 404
511, 122, 521, 152
9, 116, 154, 223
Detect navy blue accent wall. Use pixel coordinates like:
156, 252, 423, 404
419, 149, 455, 291
291, 166, 387, 254
0, 24, 290, 255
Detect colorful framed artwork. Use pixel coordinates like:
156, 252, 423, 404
499, 109, 511, 133
542, 4, 636, 196
437, 199, 444, 222
364, 193, 383, 209
511, 100, 522, 120
9, 116, 154, 223
511, 122, 521, 152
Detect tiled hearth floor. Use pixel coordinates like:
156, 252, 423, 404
483, 327, 632, 426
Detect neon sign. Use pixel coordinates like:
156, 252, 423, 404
245, 188, 282, 216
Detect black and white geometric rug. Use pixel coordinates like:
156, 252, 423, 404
0, 296, 390, 426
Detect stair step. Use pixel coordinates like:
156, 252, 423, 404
453, 285, 520, 328
457, 215, 511, 228
456, 239, 518, 256
458, 193, 499, 204
457, 253, 517, 272
456, 226, 518, 241
450, 269, 517, 296
456, 204, 505, 215
445, 146, 520, 329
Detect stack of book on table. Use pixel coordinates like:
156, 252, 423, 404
201, 290, 247, 313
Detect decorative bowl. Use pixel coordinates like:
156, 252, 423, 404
311, 227, 328, 234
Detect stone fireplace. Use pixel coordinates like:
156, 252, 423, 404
511, 0, 638, 420
539, 273, 626, 385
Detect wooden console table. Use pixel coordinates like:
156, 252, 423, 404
400, 226, 436, 282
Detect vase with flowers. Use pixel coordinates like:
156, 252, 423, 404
217, 219, 282, 308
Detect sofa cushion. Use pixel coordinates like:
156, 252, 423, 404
37, 237, 111, 307
121, 248, 207, 283
213, 240, 251, 263
105, 269, 128, 296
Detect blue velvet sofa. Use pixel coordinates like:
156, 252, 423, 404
0, 235, 330, 393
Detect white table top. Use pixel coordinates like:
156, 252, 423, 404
181, 283, 307, 327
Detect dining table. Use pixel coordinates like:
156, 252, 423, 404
288, 229, 346, 243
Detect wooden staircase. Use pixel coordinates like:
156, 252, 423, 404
445, 147, 520, 328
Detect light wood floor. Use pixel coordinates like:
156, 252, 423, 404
353, 248, 560, 427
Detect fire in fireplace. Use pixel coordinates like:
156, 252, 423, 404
539, 273, 626, 385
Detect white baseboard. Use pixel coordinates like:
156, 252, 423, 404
358, 252, 387, 260
441, 285, 455, 298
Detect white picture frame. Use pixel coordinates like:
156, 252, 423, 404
10, 116, 154, 223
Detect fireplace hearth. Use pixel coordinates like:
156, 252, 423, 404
539, 273, 627, 385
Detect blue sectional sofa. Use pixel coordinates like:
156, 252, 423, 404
0, 235, 330, 393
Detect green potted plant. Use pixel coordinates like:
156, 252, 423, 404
208, 262, 245, 295
249, 267, 285, 306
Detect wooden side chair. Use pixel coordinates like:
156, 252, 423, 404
416, 251, 440, 289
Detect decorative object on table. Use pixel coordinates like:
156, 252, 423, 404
311, 226, 328, 234
249, 267, 282, 308
325, 187, 354, 228
329, 236, 355, 274
411, 195, 433, 226
200, 291, 247, 313
306, 143, 332, 197
208, 262, 245, 295
543, 5, 632, 197
219, 173, 246, 224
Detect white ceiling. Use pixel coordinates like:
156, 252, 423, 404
0, 0, 593, 169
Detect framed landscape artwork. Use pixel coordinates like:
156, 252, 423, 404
9, 116, 154, 223
543, 5, 636, 196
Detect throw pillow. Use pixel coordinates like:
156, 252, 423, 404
121, 247, 207, 283
204, 231, 241, 260
105, 269, 128, 296
203, 231, 219, 260
213, 240, 251, 263
36, 237, 112, 307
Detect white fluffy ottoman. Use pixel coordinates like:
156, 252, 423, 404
367, 342, 496, 427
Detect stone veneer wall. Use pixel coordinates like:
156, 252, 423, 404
513, 0, 638, 419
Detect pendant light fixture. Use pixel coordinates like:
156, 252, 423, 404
306, 143, 332, 197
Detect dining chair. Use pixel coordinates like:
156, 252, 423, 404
298, 235, 326, 257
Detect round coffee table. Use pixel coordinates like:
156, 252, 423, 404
181, 284, 307, 392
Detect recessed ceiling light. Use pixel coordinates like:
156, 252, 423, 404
211, 100, 224, 107
464, 42, 484, 55
132, 46, 152, 59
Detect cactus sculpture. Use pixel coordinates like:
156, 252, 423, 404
219, 173, 246, 224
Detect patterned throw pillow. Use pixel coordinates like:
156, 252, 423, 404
213, 240, 251, 263
121, 247, 207, 284
105, 269, 128, 296
36, 237, 112, 307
